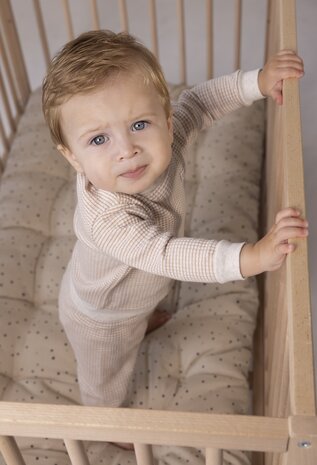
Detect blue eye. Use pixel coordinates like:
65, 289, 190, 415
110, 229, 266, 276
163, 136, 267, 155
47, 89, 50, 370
132, 121, 148, 131
91, 135, 106, 145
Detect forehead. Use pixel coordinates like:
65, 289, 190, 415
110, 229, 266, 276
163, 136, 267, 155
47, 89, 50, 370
60, 72, 164, 123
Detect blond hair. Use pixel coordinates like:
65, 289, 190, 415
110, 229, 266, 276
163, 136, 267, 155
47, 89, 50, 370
42, 30, 171, 147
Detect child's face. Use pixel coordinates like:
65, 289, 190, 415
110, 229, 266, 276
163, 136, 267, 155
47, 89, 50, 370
58, 72, 173, 195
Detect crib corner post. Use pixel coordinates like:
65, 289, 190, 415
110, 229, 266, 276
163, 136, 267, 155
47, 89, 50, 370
282, 416, 317, 465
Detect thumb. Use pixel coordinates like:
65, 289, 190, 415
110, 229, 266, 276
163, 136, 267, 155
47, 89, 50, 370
270, 81, 283, 105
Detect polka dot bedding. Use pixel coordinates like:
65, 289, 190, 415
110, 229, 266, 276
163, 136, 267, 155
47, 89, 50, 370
0, 87, 264, 465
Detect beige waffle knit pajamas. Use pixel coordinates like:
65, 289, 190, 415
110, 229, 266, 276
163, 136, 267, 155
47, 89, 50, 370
59, 70, 264, 406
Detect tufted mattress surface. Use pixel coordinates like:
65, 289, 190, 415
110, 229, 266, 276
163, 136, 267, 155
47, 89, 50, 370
0, 87, 264, 465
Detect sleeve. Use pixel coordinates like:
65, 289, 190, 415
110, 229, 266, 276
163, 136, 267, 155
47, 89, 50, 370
92, 206, 245, 283
172, 69, 265, 144
239, 69, 265, 105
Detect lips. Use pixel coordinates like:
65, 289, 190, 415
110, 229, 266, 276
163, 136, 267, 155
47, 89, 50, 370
120, 165, 147, 179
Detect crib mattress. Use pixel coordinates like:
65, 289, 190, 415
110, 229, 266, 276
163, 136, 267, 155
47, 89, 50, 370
0, 88, 264, 465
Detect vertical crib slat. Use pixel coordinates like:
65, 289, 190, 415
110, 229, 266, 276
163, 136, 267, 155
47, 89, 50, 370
134, 444, 154, 465
61, 0, 74, 40
0, 116, 9, 171
0, 115, 9, 152
0, 0, 30, 106
264, 0, 272, 66
90, 0, 100, 30
64, 439, 90, 465
176, 0, 186, 84
205, 0, 213, 79
33, 0, 51, 68
0, 32, 21, 115
0, 436, 26, 465
0, 69, 15, 133
148, 0, 159, 58
234, 0, 242, 70
119, 0, 129, 31
206, 448, 223, 465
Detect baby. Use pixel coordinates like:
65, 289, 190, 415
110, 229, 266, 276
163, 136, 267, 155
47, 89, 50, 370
42, 30, 306, 411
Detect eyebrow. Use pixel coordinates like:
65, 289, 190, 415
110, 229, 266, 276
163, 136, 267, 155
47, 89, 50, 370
79, 126, 107, 141
78, 112, 160, 141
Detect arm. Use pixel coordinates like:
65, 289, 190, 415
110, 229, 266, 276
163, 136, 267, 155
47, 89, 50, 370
172, 50, 304, 142
172, 70, 263, 141
92, 206, 244, 284
240, 208, 308, 278
93, 205, 308, 282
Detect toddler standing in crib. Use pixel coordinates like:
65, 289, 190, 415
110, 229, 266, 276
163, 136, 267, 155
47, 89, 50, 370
42, 30, 306, 414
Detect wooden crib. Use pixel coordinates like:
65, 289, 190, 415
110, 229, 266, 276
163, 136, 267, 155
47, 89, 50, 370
0, 0, 315, 464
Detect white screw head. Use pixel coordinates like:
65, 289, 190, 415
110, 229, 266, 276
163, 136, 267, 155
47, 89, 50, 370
297, 441, 312, 449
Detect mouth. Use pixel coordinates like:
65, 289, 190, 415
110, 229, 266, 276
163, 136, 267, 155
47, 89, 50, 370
120, 165, 147, 179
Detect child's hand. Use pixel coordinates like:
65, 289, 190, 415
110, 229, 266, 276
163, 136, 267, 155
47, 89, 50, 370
240, 208, 308, 278
258, 50, 304, 104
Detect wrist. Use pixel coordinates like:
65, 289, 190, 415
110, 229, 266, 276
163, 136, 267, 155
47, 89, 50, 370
240, 242, 262, 278
257, 69, 266, 97
239, 69, 265, 105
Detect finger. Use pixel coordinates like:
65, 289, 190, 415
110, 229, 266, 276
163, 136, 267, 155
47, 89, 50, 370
272, 66, 304, 79
274, 52, 304, 62
272, 89, 283, 105
274, 54, 304, 65
274, 216, 308, 230
276, 50, 303, 61
275, 62, 304, 73
276, 49, 297, 55
275, 226, 309, 244
271, 81, 283, 93
270, 81, 283, 104
277, 63, 304, 73
275, 208, 300, 224
274, 55, 304, 69
269, 57, 304, 75
276, 242, 296, 255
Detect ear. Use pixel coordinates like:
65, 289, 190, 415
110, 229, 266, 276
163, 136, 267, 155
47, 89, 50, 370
167, 112, 174, 144
57, 144, 84, 173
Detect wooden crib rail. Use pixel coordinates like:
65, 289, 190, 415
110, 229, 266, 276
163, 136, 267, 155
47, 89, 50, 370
262, 2, 316, 463
0, 402, 288, 465
281, 1, 315, 419
264, 0, 315, 424
0, 403, 289, 452
0, 408, 317, 465
0, 403, 317, 465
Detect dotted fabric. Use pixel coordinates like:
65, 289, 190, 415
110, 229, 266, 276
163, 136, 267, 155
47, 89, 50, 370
0, 87, 264, 465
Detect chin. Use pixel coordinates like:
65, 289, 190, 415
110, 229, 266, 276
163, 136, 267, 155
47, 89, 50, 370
122, 177, 153, 195
129, 183, 150, 195
118, 183, 146, 196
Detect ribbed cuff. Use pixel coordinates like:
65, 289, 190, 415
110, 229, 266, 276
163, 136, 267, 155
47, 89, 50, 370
239, 69, 265, 106
213, 240, 246, 283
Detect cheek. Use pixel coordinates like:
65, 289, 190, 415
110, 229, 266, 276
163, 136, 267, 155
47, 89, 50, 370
90, 158, 116, 184
157, 128, 173, 153
156, 145, 172, 172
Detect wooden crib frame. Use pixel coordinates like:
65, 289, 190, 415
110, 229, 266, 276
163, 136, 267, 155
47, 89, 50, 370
0, 0, 316, 464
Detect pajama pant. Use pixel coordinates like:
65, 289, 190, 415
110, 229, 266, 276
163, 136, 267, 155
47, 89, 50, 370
60, 302, 149, 407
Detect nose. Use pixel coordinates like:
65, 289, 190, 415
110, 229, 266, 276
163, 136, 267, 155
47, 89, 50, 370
116, 134, 139, 161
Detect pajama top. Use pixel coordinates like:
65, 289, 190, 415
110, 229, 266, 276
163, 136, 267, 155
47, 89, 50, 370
60, 69, 264, 322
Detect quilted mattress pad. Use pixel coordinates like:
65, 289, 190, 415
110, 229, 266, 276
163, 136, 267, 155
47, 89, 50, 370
0, 87, 264, 465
